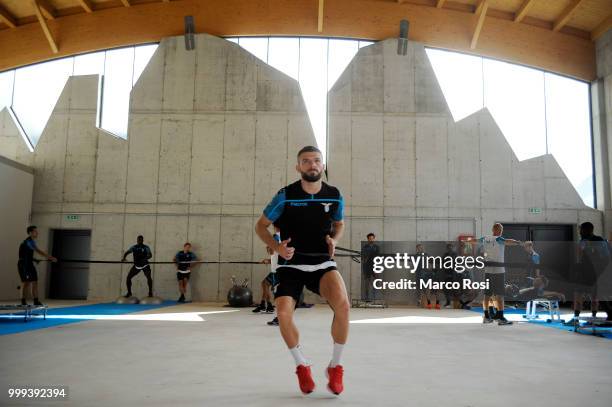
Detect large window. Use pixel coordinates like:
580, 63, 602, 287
0, 38, 594, 208
0, 44, 158, 147
426, 48, 594, 208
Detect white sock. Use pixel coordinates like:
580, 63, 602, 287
330, 342, 344, 367
289, 345, 308, 366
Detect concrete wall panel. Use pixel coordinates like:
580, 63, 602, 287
162, 37, 196, 112
158, 118, 193, 203
126, 116, 161, 204
222, 114, 255, 206
190, 115, 224, 205
195, 37, 227, 112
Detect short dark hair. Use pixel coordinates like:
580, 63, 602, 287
137, 235, 144, 240
297, 146, 322, 160
184, 242, 191, 247
367, 233, 375, 238
580, 222, 594, 234
27, 225, 37, 234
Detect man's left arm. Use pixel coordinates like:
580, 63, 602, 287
503, 238, 523, 247
326, 194, 345, 257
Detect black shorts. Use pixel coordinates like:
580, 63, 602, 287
484, 273, 505, 296
274, 266, 336, 301
176, 272, 191, 281
264, 272, 279, 287
17, 261, 38, 282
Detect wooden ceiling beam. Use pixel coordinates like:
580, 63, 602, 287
591, 12, 612, 41
553, 0, 583, 32
474, 0, 486, 15
31, 0, 58, 53
318, 0, 324, 32
514, 0, 533, 23
470, 0, 489, 49
436, 0, 446, 8
471, 0, 488, 49
0, 0, 596, 80
37, 0, 57, 20
77, 0, 94, 13
0, 4, 17, 28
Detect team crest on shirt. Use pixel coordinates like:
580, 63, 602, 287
321, 203, 332, 213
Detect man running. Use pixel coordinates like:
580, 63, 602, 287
174, 242, 197, 303
18, 226, 57, 305
121, 235, 153, 298
255, 145, 349, 395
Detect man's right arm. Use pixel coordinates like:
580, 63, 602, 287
121, 247, 132, 261
255, 215, 281, 252
256, 189, 294, 260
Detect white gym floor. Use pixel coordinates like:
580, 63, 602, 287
1, 302, 611, 407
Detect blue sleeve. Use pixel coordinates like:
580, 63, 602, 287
273, 234, 281, 243
477, 237, 484, 243
331, 194, 344, 222
496, 236, 506, 245
263, 189, 286, 222
146, 246, 152, 258
26, 239, 37, 250
191, 252, 197, 261
533, 253, 540, 265
126, 245, 135, 254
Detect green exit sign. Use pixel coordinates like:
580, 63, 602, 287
528, 207, 542, 214
65, 214, 80, 221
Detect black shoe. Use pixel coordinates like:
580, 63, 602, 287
483, 316, 494, 324
267, 317, 279, 326
148, 293, 153, 298
497, 317, 513, 326
124, 293, 132, 298
20, 298, 27, 306
265, 305, 275, 313
33, 300, 43, 306
562, 318, 579, 326
252, 304, 265, 313
177, 295, 185, 303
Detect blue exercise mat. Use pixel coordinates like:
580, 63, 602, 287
0, 301, 175, 336
470, 306, 612, 340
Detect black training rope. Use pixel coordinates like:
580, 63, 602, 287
38, 246, 363, 265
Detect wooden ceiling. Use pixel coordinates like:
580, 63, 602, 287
0, 0, 610, 80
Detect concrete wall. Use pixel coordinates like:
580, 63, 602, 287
0, 155, 33, 300
327, 39, 601, 303
0, 34, 316, 302
593, 29, 612, 238
0, 35, 603, 304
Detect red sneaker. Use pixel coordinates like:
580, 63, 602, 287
426, 303, 432, 309
435, 303, 441, 310
326, 365, 344, 395
296, 365, 315, 394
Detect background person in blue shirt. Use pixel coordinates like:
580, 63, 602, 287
174, 242, 197, 303
17, 225, 57, 306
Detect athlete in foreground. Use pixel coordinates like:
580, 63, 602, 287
255, 146, 349, 395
